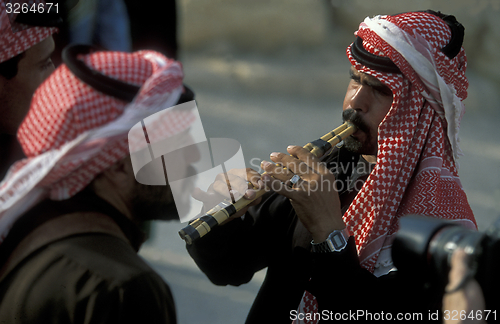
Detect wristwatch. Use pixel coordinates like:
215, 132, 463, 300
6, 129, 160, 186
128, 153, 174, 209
311, 228, 350, 253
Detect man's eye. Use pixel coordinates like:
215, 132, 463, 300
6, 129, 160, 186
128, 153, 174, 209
349, 75, 361, 87
349, 69, 361, 83
374, 87, 392, 97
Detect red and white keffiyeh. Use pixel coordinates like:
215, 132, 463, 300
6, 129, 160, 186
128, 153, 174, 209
295, 11, 477, 324
0, 0, 57, 63
0, 49, 195, 243
344, 12, 476, 273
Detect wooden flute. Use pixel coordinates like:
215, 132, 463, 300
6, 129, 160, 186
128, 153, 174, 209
178, 122, 357, 245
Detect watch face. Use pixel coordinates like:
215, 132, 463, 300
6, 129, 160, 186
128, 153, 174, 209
328, 230, 348, 251
331, 233, 346, 249
312, 229, 349, 252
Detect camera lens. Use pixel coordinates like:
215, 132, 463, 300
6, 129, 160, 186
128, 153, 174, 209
392, 215, 452, 277
428, 226, 484, 283
393, 215, 484, 285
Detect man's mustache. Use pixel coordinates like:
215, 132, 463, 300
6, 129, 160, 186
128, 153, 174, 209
342, 109, 369, 134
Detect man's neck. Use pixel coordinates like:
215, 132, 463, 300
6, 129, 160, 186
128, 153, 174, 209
362, 154, 377, 163
92, 182, 133, 221
0, 134, 25, 179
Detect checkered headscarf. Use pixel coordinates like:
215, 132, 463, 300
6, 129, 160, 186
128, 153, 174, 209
0, 49, 194, 243
295, 12, 478, 324
0, 0, 57, 63
344, 12, 476, 272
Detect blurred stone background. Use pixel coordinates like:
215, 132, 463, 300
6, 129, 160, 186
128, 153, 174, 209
179, 0, 500, 103
140, 1, 500, 323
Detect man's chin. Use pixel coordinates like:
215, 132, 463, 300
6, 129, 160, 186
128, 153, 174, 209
344, 136, 378, 156
344, 137, 363, 153
131, 183, 182, 222
131, 171, 197, 222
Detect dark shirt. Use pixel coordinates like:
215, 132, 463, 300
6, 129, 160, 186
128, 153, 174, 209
0, 191, 176, 324
187, 147, 440, 323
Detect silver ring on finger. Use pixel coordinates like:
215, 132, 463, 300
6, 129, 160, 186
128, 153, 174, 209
288, 174, 302, 188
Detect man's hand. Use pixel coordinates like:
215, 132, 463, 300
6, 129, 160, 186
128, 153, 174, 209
443, 249, 486, 324
191, 168, 265, 222
260, 145, 345, 242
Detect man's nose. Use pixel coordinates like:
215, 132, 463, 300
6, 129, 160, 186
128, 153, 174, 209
348, 85, 372, 113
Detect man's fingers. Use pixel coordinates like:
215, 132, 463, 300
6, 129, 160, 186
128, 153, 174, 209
269, 152, 310, 176
191, 187, 211, 202
213, 171, 264, 201
446, 249, 473, 293
241, 168, 265, 190
191, 186, 229, 214
226, 168, 264, 191
260, 160, 291, 182
212, 175, 242, 200
268, 146, 330, 177
449, 250, 469, 284
261, 173, 297, 199
287, 145, 330, 175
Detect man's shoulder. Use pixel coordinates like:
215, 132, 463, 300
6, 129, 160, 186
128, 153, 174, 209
4, 232, 165, 293
45, 233, 159, 281
0, 233, 176, 323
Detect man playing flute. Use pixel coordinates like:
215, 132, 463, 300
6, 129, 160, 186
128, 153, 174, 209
188, 10, 477, 323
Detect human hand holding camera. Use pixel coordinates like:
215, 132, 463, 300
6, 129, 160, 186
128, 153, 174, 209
443, 249, 486, 324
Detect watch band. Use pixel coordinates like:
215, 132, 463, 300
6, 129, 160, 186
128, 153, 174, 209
311, 228, 350, 253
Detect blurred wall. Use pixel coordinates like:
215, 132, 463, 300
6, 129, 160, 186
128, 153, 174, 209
178, 0, 500, 90
179, 0, 330, 53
